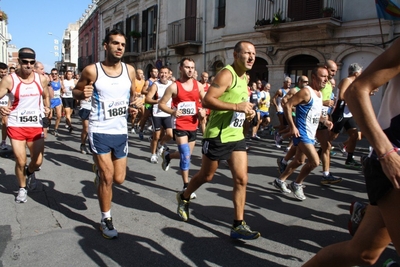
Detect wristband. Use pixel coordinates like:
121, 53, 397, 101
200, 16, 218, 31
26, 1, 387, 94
378, 147, 398, 160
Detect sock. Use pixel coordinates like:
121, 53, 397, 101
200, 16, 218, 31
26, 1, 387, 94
180, 192, 190, 201
323, 171, 330, 177
101, 210, 111, 221
282, 158, 288, 165
26, 168, 34, 177
294, 182, 302, 187
233, 220, 243, 228
347, 153, 354, 161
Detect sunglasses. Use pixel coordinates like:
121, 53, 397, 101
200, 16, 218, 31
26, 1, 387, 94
21, 59, 36, 65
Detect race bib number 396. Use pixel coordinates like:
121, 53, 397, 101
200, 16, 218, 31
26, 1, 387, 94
104, 99, 128, 119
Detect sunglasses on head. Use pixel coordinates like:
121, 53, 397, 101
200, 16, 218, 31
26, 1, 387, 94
21, 59, 36, 65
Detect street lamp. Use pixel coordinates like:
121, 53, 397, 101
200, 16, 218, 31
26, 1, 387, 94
48, 32, 62, 70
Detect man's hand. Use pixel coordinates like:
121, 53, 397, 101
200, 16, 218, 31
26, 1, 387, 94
237, 102, 254, 114
83, 81, 94, 100
0, 106, 10, 116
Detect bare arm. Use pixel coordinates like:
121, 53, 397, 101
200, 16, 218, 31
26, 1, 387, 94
141, 80, 150, 95
73, 64, 96, 100
145, 83, 159, 105
271, 89, 282, 109
345, 38, 400, 188
337, 77, 352, 100
159, 82, 178, 116
40, 75, 50, 115
202, 69, 253, 114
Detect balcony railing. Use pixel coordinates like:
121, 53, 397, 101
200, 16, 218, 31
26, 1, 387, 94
255, 0, 343, 27
168, 17, 202, 47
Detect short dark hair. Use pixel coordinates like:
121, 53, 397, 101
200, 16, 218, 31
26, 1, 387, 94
103, 29, 126, 45
51, 68, 58, 73
0, 62, 7, 70
179, 57, 195, 67
18, 47, 36, 58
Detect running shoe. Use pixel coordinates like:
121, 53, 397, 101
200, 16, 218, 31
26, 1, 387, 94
68, 126, 74, 133
276, 157, 287, 174
138, 131, 144, 140
25, 166, 37, 191
80, 144, 90, 154
345, 158, 362, 170
150, 154, 158, 164
289, 182, 306, 201
273, 178, 291, 193
130, 128, 136, 134
100, 217, 118, 239
348, 201, 367, 236
183, 187, 197, 200
338, 142, 346, 153
230, 221, 261, 240
176, 191, 190, 222
15, 188, 28, 203
1, 140, 7, 150
161, 150, 171, 171
321, 172, 342, 185
251, 135, 260, 140
156, 145, 168, 157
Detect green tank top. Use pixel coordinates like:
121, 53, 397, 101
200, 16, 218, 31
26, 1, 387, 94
204, 65, 248, 143
321, 80, 332, 101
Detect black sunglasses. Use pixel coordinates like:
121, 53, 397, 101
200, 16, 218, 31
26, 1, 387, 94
21, 59, 36, 65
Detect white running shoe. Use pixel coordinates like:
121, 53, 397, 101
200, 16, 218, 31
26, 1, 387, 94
15, 188, 28, 203
150, 154, 158, 164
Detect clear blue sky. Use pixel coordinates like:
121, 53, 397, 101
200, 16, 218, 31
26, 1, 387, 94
1, 0, 93, 73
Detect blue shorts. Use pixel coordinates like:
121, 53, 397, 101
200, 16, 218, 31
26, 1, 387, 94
89, 133, 128, 158
259, 111, 270, 118
51, 98, 62, 109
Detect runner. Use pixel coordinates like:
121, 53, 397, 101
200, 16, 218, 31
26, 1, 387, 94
0, 47, 50, 203
175, 41, 260, 240
73, 29, 141, 239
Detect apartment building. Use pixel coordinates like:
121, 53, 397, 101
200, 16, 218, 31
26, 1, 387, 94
78, 0, 400, 113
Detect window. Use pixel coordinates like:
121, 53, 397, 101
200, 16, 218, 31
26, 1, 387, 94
126, 14, 140, 53
142, 5, 157, 52
287, 0, 322, 21
113, 21, 124, 30
214, 0, 226, 28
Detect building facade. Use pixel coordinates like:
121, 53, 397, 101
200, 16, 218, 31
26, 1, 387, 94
78, 0, 400, 114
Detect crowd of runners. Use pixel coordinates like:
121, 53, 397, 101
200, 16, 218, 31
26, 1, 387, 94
1, 29, 400, 266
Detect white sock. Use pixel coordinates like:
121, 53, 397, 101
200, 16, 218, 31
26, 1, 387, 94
323, 171, 330, 177
101, 210, 111, 221
282, 158, 288, 165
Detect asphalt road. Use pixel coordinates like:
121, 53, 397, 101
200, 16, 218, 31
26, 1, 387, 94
0, 115, 398, 267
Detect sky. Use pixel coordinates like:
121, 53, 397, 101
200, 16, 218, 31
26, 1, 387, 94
1, 0, 93, 73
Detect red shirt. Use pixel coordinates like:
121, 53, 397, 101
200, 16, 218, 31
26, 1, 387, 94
172, 80, 200, 131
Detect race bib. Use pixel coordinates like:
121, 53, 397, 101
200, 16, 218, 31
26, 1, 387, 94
311, 114, 320, 125
229, 112, 245, 128
0, 98, 8, 107
17, 109, 40, 124
321, 106, 328, 118
177, 101, 196, 116
53, 90, 61, 98
104, 99, 128, 119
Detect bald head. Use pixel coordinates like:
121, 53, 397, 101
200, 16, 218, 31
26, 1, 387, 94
34, 61, 45, 75
325, 60, 337, 79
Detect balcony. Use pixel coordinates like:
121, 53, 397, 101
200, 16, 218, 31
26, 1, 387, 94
168, 17, 202, 55
254, 0, 343, 42
77, 54, 93, 72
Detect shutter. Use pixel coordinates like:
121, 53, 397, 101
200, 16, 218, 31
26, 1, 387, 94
126, 17, 131, 52
288, 0, 322, 21
142, 9, 148, 51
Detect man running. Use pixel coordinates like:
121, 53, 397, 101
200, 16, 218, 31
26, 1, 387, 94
158, 58, 205, 199
0, 47, 50, 203
273, 67, 332, 201
145, 66, 173, 163
175, 41, 260, 240
73, 29, 141, 239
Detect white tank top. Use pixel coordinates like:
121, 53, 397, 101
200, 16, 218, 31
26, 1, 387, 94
8, 73, 44, 128
89, 62, 131, 134
153, 80, 172, 117
62, 79, 75, 98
